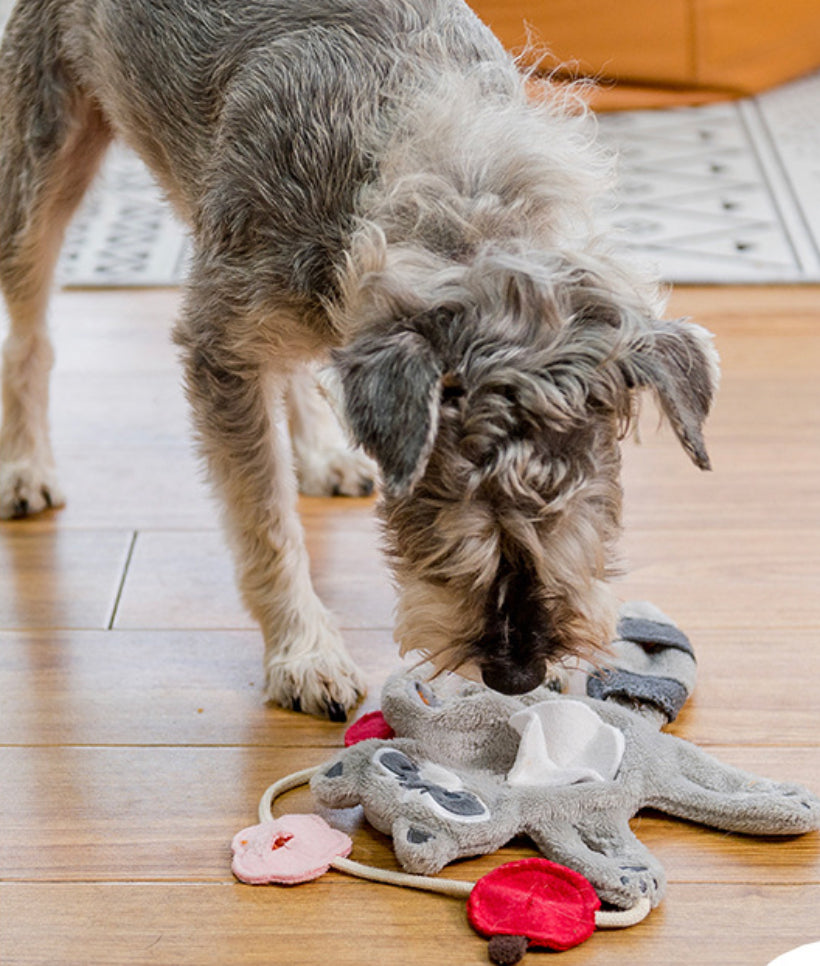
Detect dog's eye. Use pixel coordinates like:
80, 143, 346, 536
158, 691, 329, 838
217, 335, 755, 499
441, 377, 466, 406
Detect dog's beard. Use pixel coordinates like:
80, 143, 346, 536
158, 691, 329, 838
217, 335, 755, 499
394, 575, 482, 679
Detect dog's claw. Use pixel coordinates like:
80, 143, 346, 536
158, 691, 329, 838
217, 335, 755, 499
12, 497, 29, 518
326, 700, 348, 723
287, 695, 348, 721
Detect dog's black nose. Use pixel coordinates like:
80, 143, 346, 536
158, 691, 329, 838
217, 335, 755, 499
480, 655, 546, 695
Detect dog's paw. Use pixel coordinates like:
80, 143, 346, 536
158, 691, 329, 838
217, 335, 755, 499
0, 458, 65, 519
265, 640, 367, 721
295, 445, 376, 498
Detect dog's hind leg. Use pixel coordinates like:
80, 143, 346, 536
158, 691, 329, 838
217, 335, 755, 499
286, 365, 376, 497
175, 295, 366, 720
0, 7, 112, 517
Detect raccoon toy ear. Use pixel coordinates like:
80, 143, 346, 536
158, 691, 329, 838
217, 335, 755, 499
624, 320, 720, 470
333, 329, 443, 493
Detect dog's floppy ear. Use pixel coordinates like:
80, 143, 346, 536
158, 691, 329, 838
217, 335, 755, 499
334, 328, 443, 493
624, 320, 720, 470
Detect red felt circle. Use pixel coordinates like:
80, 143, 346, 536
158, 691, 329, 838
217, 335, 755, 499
343, 710, 396, 746
467, 858, 600, 952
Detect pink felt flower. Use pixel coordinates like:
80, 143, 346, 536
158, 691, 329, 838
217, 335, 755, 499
231, 815, 352, 885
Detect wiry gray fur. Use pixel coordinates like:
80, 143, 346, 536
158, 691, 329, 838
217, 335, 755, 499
0, 0, 719, 717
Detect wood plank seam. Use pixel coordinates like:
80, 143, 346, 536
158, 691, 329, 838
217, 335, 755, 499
106, 530, 138, 629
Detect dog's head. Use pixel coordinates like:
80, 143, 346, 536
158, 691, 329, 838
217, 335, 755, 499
334, 247, 719, 694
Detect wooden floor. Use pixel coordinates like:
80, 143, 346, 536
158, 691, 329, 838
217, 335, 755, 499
0, 285, 818, 965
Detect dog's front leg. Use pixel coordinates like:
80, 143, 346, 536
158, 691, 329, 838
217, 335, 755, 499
175, 309, 365, 720
286, 365, 376, 497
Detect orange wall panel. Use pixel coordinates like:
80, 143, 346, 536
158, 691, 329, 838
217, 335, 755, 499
469, 0, 820, 95
695, 0, 820, 92
476, 0, 694, 86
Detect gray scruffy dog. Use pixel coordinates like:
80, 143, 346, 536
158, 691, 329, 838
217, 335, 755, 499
0, 0, 719, 719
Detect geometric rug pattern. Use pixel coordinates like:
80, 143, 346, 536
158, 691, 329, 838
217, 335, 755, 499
57, 71, 820, 287
58, 146, 191, 288
596, 71, 820, 283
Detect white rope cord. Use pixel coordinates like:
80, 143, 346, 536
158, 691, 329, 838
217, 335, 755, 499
595, 899, 652, 928
332, 855, 475, 898
259, 766, 651, 927
258, 766, 322, 824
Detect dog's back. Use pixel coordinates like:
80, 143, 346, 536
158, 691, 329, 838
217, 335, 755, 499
47, 0, 506, 230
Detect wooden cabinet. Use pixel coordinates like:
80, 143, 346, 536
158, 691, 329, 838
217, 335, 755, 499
472, 0, 820, 97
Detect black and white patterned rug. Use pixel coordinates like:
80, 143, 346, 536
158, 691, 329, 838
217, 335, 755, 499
597, 71, 820, 283
56, 72, 820, 287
